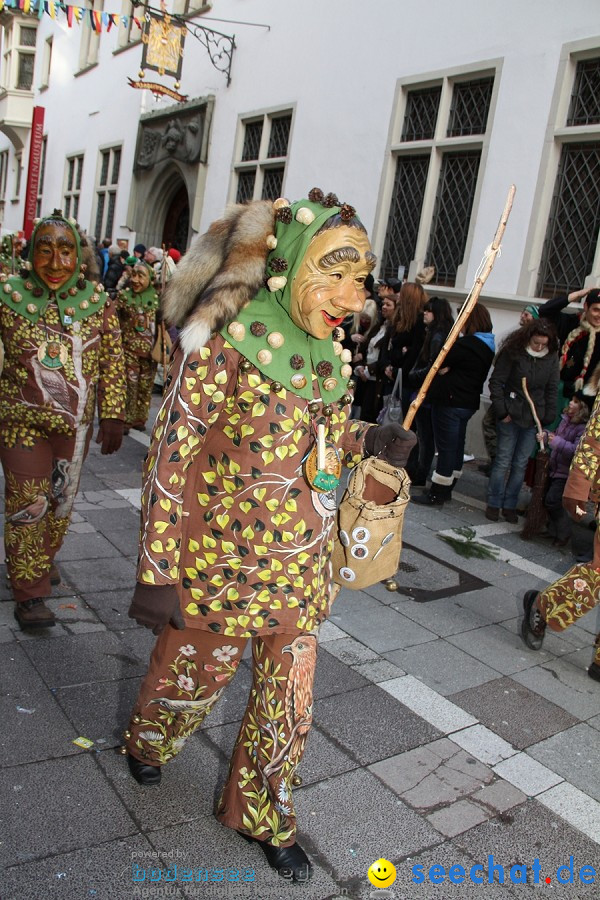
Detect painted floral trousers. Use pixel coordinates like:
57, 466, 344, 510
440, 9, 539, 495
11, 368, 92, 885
126, 625, 318, 847
124, 351, 157, 429
538, 530, 600, 667
0, 427, 88, 602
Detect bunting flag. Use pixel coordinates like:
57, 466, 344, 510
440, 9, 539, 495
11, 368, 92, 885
0, 1, 187, 40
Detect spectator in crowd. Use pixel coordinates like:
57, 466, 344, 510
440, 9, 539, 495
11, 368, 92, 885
537, 287, 599, 402
412, 303, 495, 506
103, 245, 126, 297
376, 276, 402, 302
486, 320, 559, 522
407, 297, 454, 485
542, 395, 589, 547
521, 387, 600, 684
388, 282, 428, 416
133, 243, 146, 260
353, 293, 397, 422
99, 238, 111, 279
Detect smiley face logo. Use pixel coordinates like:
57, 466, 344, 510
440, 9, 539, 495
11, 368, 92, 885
367, 858, 397, 888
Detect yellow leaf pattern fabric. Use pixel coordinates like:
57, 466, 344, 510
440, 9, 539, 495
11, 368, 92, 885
138, 335, 369, 637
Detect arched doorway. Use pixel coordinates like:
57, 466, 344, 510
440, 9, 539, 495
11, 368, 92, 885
162, 184, 189, 251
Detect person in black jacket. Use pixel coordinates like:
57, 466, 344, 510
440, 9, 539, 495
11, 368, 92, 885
486, 320, 559, 522
387, 282, 427, 416
407, 297, 454, 485
536, 288, 599, 403
412, 304, 495, 506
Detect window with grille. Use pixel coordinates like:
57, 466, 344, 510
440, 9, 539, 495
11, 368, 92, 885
233, 111, 293, 204
35, 136, 48, 219
14, 154, 22, 200
381, 72, 494, 284
116, 0, 143, 49
79, 0, 102, 71
567, 57, 600, 126
401, 88, 441, 141
537, 53, 600, 297
0, 150, 9, 203
17, 52, 34, 89
64, 155, 84, 221
537, 143, 600, 297
40, 36, 53, 87
94, 147, 120, 240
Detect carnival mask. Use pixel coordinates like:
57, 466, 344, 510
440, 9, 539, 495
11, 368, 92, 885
32, 223, 78, 291
130, 265, 152, 294
289, 226, 372, 340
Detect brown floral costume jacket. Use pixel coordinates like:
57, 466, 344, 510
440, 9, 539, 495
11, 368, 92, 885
138, 335, 371, 637
0, 298, 126, 446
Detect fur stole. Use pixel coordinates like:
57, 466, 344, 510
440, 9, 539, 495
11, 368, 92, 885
583, 359, 600, 397
163, 201, 275, 355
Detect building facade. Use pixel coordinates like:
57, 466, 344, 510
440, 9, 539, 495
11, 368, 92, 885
0, 0, 598, 339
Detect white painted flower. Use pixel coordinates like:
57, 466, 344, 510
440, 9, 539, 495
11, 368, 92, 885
213, 645, 239, 663
178, 644, 197, 657
573, 578, 587, 592
277, 782, 289, 803
177, 674, 194, 692
139, 730, 163, 742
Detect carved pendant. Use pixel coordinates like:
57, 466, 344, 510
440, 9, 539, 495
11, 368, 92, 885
303, 439, 342, 494
38, 340, 68, 370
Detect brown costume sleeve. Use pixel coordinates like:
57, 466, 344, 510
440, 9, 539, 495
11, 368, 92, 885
137, 339, 238, 587
97, 299, 127, 421
563, 393, 600, 503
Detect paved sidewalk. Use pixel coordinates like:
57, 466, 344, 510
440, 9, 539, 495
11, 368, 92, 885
1, 407, 599, 899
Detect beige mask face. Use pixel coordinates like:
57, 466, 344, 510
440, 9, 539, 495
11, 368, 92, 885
290, 227, 373, 339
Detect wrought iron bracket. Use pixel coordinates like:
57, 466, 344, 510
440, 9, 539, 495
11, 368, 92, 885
182, 21, 235, 86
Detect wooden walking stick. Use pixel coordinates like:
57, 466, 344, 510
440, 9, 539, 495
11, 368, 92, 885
403, 184, 516, 430
521, 376, 549, 538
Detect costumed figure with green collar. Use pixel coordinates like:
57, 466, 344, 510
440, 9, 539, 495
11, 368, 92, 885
0, 210, 126, 629
116, 260, 160, 432
123, 190, 416, 882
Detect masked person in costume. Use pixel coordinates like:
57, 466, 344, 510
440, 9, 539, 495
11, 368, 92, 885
0, 210, 126, 629
116, 261, 159, 432
123, 190, 416, 882
521, 385, 600, 682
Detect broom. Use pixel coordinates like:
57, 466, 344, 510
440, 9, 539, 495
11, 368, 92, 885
520, 376, 549, 539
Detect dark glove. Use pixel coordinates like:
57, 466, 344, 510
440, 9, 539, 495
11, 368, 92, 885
364, 423, 417, 468
128, 583, 185, 635
95, 418, 124, 455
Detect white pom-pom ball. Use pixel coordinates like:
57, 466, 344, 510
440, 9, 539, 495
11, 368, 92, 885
296, 207, 315, 226
266, 234, 278, 250
267, 275, 287, 292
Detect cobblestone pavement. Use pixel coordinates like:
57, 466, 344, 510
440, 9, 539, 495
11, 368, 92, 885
1, 400, 599, 899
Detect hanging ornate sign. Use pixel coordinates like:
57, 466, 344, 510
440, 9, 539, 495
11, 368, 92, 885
128, 78, 188, 103
140, 11, 185, 82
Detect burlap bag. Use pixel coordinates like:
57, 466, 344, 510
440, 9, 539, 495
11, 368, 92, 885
331, 457, 411, 590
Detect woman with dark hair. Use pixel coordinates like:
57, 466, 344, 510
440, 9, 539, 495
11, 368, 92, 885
413, 303, 495, 505
388, 282, 427, 415
353, 294, 396, 422
486, 320, 559, 521
408, 296, 454, 485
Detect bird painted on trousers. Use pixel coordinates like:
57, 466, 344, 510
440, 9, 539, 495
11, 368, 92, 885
148, 685, 225, 714
282, 634, 317, 738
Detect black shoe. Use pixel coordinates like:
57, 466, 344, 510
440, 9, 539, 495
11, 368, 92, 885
411, 490, 446, 506
478, 463, 491, 476
14, 598, 56, 629
127, 752, 162, 786
238, 832, 313, 883
588, 662, 600, 683
502, 508, 518, 524
521, 590, 546, 650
